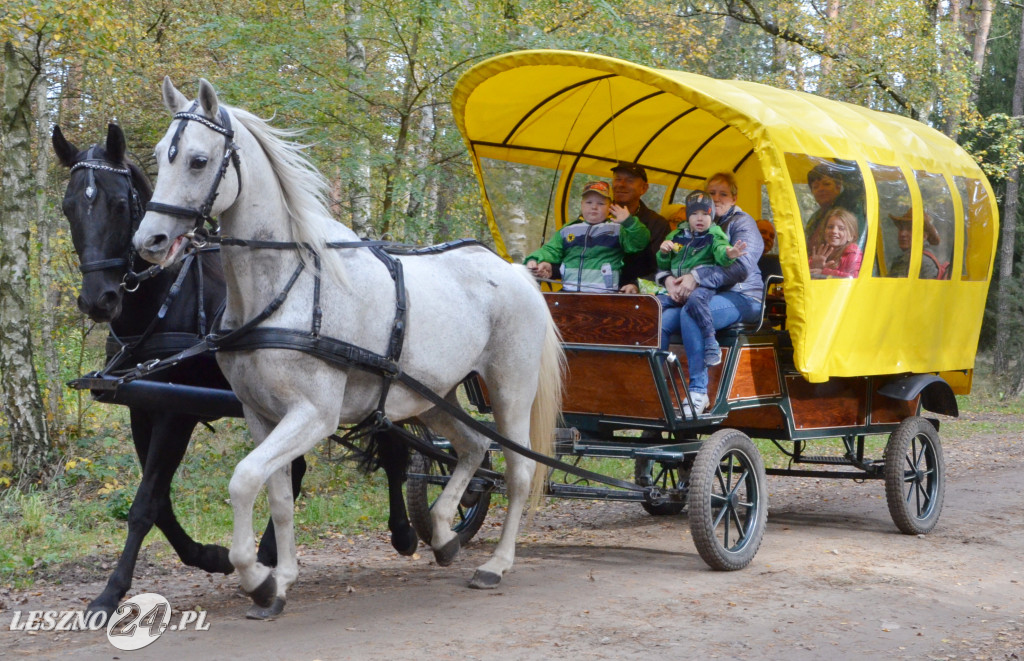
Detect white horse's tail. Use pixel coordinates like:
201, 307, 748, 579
525, 276, 566, 506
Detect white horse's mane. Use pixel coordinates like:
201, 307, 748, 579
229, 106, 353, 286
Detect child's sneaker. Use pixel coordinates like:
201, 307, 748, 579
682, 391, 709, 418
704, 338, 722, 366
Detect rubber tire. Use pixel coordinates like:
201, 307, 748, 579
884, 416, 945, 535
634, 459, 686, 516
689, 428, 768, 571
407, 449, 492, 547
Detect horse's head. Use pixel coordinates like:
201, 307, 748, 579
134, 77, 241, 267
53, 123, 148, 322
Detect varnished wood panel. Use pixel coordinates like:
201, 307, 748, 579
728, 346, 781, 400
667, 345, 728, 408
787, 377, 868, 429
871, 382, 920, 424
545, 293, 660, 347
562, 350, 664, 420
723, 405, 788, 431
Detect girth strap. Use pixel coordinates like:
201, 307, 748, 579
216, 327, 399, 377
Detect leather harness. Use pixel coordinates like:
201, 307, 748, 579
118, 108, 648, 494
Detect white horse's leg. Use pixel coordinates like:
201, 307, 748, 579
227, 412, 273, 594
417, 398, 489, 566
245, 464, 296, 620
229, 405, 334, 617
468, 397, 535, 588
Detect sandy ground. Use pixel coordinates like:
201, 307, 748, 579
1, 414, 1022, 660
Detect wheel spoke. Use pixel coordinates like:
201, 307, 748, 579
726, 469, 750, 500
729, 509, 747, 543
715, 466, 730, 494
711, 499, 730, 529
914, 481, 931, 511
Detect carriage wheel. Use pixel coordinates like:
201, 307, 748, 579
884, 416, 945, 535
689, 429, 768, 571
406, 449, 492, 547
634, 459, 687, 516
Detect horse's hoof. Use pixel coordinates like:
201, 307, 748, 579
468, 570, 502, 589
247, 573, 276, 608
433, 537, 460, 567
245, 597, 286, 620
86, 599, 117, 620
391, 527, 419, 557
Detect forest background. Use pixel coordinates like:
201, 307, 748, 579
1, 0, 1024, 490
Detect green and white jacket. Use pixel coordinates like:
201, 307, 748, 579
526, 216, 650, 292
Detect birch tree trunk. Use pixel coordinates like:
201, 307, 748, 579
34, 67, 65, 449
344, 0, 373, 237
1, 41, 51, 486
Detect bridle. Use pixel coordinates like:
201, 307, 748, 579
69, 147, 156, 291
144, 102, 242, 247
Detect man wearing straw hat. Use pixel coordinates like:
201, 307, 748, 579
887, 208, 943, 279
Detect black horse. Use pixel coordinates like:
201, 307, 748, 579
53, 123, 417, 616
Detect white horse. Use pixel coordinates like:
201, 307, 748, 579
133, 78, 564, 619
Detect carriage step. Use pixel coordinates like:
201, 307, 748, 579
794, 454, 856, 465
633, 447, 688, 462
547, 482, 648, 502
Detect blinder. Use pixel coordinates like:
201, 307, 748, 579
145, 103, 242, 240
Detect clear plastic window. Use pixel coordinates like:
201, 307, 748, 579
913, 171, 955, 280
642, 182, 667, 214
954, 176, 994, 282
870, 164, 911, 279
786, 154, 867, 278
478, 158, 562, 263
670, 185, 699, 205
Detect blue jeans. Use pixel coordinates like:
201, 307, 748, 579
660, 291, 761, 394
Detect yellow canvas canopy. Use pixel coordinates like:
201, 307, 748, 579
452, 50, 997, 384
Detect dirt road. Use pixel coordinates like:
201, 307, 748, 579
2, 414, 1022, 660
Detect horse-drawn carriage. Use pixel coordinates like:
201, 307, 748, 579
411, 49, 996, 568
60, 50, 995, 618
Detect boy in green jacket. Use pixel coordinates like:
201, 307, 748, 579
656, 191, 747, 365
525, 181, 650, 292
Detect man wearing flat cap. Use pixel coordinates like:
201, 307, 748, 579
611, 162, 669, 292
